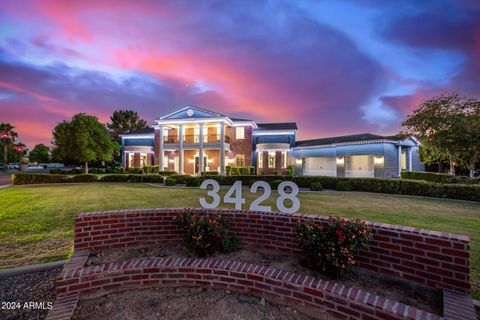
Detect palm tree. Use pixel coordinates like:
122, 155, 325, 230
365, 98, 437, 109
0, 123, 18, 172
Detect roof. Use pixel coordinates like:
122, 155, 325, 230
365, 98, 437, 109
295, 133, 403, 147
230, 117, 253, 122
122, 127, 154, 136
256, 123, 298, 131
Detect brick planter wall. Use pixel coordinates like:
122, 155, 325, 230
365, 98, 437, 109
56, 255, 441, 320
74, 208, 470, 293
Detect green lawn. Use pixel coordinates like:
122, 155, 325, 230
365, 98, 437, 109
1, 183, 479, 298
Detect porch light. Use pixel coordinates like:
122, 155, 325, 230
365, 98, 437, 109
336, 157, 344, 165
374, 156, 384, 165
295, 158, 302, 164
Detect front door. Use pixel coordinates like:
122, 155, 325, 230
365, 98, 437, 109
195, 156, 207, 174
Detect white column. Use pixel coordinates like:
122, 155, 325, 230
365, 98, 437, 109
398, 145, 402, 177
178, 124, 184, 175
199, 123, 204, 175
159, 125, 164, 171
220, 122, 225, 175
408, 147, 413, 172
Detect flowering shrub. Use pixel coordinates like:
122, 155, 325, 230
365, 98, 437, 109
174, 211, 238, 256
295, 216, 373, 277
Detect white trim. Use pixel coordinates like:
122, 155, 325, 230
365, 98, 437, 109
120, 134, 154, 139
292, 139, 399, 150
230, 121, 257, 128
159, 105, 224, 120
154, 117, 233, 126
252, 130, 296, 136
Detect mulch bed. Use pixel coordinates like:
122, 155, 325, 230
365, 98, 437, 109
0, 268, 61, 320
87, 245, 443, 315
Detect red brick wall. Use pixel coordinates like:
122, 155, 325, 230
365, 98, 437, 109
227, 126, 253, 166
55, 255, 442, 320
73, 208, 470, 293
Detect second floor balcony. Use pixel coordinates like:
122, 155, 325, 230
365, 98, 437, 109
164, 134, 230, 144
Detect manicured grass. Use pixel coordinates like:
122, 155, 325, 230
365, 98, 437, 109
1, 183, 479, 298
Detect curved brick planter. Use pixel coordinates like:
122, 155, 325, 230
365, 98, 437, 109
46, 208, 477, 320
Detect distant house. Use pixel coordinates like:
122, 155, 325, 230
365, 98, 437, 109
120, 106, 424, 177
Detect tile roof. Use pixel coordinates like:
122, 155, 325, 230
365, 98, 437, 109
295, 133, 402, 147
256, 123, 298, 130
122, 127, 155, 135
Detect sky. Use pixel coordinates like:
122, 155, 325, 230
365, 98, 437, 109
0, 0, 479, 148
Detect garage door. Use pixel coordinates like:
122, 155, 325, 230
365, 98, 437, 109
347, 155, 374, 178
304, 157, 337, 176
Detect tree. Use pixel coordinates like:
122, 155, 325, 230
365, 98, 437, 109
107, 109, 148, 141
51, 113, 115, 174
455, 100, 480, 177
402, 93, 468, 175
0, 123, 18, 172
29, 144, 51, 163
418, 146, 450, 173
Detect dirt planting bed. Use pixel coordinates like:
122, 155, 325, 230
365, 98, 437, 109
73, 287, 316, 320
86, 245, 443, 315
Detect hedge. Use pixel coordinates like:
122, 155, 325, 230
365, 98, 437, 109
71, 174, 98, 183
142, 165, 160, 174
158, 170, 177, 176
401, 171, 480, 184
99, 174, 164, 183
13, 173, 71, 185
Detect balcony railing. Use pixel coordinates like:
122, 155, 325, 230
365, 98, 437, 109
163, 135, 230, 144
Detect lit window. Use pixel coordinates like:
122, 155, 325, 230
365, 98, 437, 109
268, 151, 275, 168
128, 153, 135, 168
140, 153, 148, 167
281, 151, 287, 168
236, 154, 245, 166
258, 152, 263, 168
401, 151, 407, 170
235, 126, 245, 139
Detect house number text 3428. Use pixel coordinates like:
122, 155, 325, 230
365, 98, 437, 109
199, 179, 300, 214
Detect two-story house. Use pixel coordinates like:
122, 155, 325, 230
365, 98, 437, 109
121, 106, 424, 177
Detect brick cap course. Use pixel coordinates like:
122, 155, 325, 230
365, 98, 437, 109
56, 255, 441, 320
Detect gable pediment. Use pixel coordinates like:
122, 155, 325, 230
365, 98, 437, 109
160, 106, 224, 120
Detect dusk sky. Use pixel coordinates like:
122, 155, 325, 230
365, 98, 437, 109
0, 0, 479, 148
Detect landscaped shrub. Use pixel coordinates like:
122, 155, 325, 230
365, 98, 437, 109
335, 181, 353, 191
49, 168, 83, 174
310, 181, 323, 191
401, 171, 480, 184
225, 166, 232, 176
98, 174, 162, 183
105, 166, 125, 174
71, 174, 98, 183
269, 179, 283, 190
173, 211, 237, 256
164, 177, 176, 186
127, 168, 143, 174
295, 216, 373, 276
248, 166, 256, 175
201, 171, 219, 176
186, 177, 201, 187
170, 175, 190, 184
158, 170, 177, 176
285, 165, 294, 176
13, 173, 71, 185
229, 167, 240, 175
142, 165, 160, 174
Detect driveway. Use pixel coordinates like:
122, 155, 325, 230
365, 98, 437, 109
0, 173, 12, 187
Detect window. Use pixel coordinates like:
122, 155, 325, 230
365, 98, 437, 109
268, 151, 276, 168
140, 153, 148, 167
128, 153, 135, 168
235, 126, 245, 139
401, 151, 407, 170
258, 152, 263, 168
281, 151, 287, 168
236, 154, 245, 166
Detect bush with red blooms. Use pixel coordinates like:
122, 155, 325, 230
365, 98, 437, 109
295, 216, 373, 277
174, 211, 238, 257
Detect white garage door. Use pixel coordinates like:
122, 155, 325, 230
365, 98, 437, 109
304, 157, 337, 176
347, 155, 374, 178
